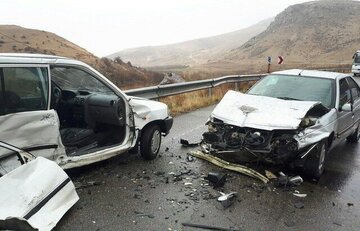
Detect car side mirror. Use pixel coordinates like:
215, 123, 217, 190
341, 103, 352, 112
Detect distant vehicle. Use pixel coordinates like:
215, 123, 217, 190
203, 69, 360, 179
0, 53, 173, 172
352, 50, 360, 76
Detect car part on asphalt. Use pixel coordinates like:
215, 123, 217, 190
182, 222, 240, 231
180, 138, 200, 147
217, 192, 237, 208
189, 150, 269, 183
205, 172, 227, 188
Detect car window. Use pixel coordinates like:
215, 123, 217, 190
0, 67, 49, 116
51, 66, 113, 94
339, 78, 351, 108
346, 77, 360, 102
248, 74, 335, 108
0, 146, 22, 177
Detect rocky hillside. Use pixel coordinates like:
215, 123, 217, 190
108, 18, 273, 67
218, 0, 360, 71
0, 25, 162, 88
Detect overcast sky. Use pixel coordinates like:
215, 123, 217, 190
1, 0, 312, 57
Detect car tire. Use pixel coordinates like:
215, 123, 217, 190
140, 124, 161, 160
347, 124, 360, 143
303, 140, 327, 180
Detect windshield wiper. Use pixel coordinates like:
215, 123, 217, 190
276, 96, 302, 101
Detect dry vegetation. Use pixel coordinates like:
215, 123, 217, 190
161, 82, 254, 116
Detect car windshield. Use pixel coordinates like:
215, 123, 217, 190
248, 74, 335, 108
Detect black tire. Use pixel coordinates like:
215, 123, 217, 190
303, 140, 327, 180
140, 124, 161, 160
347, 124, 360, 143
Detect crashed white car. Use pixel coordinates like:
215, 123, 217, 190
0, 53, 173, 171
0, 142, 79, 231
203, 69, 360, 179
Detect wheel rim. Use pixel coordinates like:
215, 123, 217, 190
151, 130, 161, 154
318, 144, 326, 171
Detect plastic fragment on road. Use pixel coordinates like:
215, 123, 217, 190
189, 150, 269, 183
293, 193, 307, 198
205, 172, 227, 188
180, 139, 200, 147
182, 222, 240, 231
265, 170, 277, 179
218, 192, 237, 208
275, 173, 303, 187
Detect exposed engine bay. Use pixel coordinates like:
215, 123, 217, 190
201, 90, 332, 165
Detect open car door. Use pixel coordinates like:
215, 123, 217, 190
0, 65, 65, 163
0, 142, 78, 231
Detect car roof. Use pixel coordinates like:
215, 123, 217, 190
0, 53, 82, 65
272, 69, 349, 80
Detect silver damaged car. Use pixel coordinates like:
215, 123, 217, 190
203, 69, 360, 179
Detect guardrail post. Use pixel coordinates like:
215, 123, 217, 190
208, 88, 212, 97
235, 82, 239, 91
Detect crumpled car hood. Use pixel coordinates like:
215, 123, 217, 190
211, 90, 324, 131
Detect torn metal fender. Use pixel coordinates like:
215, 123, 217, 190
128, 96, 169, 130
189, 150, 269, 183
295, 108, 337, 148
0, 157, 79, 231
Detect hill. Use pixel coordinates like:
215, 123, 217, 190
211, 0, 360, 72
108, 18, 273, 67
0, 25, 162, 88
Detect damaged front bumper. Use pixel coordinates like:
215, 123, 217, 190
201, 119, 328, 166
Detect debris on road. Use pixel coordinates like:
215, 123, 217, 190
218, 192, 237, 208
205, 172, 227, 188
75, 180, 103, 189
190, 150, 269, 183
294, 201, 305, 209
293, 193, 307, 198
180, 139, 200, 147
182, 222, 240, 231
186, 154, 195, 162
265, 170, 277, 179
275, 172, 303, 187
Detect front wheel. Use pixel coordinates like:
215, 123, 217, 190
303, 140, 327, 180
140, 124, 162, 160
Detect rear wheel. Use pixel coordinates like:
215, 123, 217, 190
140, 124, 161, 160
347, 124, 360, 143
303, 140, 327, 179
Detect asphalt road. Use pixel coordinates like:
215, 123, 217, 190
56, 97, 360, 231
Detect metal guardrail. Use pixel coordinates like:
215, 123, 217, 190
124, 74, 266, 99
124, 67, 353, 99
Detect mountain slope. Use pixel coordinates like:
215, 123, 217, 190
0, 25, 162, 88
218, 0, 360, 70
108, 18, 273, 67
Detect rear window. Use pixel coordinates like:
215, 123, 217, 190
0, 67, 49, 116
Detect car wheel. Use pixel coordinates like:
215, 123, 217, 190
303, 140, 327, 179
347, 124, 360, 143
140, 124, 161, 160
